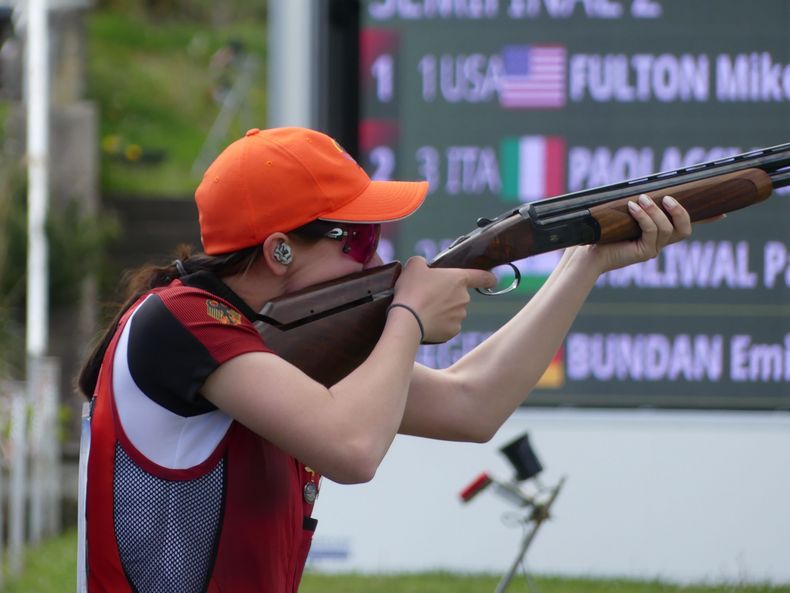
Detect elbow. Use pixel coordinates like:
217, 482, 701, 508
454, 393, 501, 443
445, 372, 501, 444
463, 422, 498, 444
332, 465, 377, 485
324, 440, 381, 485
454, 396, 501, 443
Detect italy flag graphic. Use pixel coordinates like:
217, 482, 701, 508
497, 136, 566, 293
501, 135, 566, 203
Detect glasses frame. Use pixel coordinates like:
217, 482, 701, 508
293, 220, 381, 264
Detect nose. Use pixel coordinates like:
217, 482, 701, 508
364, 252, 384, 269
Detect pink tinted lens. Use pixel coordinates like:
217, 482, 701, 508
345, 224, 381, 264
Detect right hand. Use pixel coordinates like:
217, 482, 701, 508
392, 257, 496, 343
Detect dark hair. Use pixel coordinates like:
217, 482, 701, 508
77, 243, 262, 399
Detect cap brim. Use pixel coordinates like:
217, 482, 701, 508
319, 180, 429, 224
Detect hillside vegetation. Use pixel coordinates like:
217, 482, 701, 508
86, 9, 268, 196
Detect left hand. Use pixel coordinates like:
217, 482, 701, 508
580, 193, 693, 274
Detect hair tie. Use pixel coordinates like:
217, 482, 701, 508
173, 259, 187, 277
386, 303, 425, 343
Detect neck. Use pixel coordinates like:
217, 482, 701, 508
222, 270, 285, 313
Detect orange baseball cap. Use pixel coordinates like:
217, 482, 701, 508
195, 127, 429, 254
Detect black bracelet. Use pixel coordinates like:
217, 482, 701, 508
386, 303, 425, 343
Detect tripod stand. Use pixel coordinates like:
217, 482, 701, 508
492, 477, 565, 593
459, 433, 565, 593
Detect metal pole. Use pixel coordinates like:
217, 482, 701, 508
267, 0, 318, 128
9, 388, 28, 575
192, 54, 259, 176
28, 357, 60, 544
22, 0, 51, 563
492, 518, 543, 593
492, 477, 566, 593
26, 0, 50, 359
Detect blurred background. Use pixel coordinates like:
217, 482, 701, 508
0, 0, 788, 591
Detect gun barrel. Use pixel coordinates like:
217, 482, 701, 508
528, 142, 790, 222
770, 168, 790, 189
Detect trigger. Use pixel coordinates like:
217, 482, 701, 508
476, 263, 521, 296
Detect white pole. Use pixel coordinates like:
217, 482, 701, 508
28, 357, 60, 544
26, 0, 50, 360
9, 387, 27, 575
22, 0, 51, 562
267, 0, 317, 128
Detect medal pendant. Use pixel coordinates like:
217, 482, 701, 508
303, 481, 318, 504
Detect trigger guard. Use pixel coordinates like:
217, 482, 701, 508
476, 264, 521, 296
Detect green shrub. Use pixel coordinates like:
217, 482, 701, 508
87, 10, 268, 194
94, 0, 266, 23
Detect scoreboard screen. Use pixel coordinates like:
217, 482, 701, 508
352, 0, 790, 409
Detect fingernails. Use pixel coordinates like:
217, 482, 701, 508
628, 201, 640, 213
638, 194, 652, 207
663, 195, 679, 209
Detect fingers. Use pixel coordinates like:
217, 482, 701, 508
590, 193, 695, 274
403, 257, 496, 290
626, 194, 663, 260
395, 258, 496, 343
463, 268, 497, 290
403, 255, 428, 270
627, 193, 692, 258
659, 195, 692, 241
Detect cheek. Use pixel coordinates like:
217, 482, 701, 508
296, 255, 362, 289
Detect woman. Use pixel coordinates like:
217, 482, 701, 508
78, 127, 692, 593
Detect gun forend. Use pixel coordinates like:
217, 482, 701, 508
591, 168, 773, 245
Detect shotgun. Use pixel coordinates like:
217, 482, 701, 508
255, 142, 790, 386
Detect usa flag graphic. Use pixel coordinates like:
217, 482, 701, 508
499, 45, 567, 109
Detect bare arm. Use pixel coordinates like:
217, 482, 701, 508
201, 259, 494, 484
398, 246, 596, 441
399, 195, 693, 442
202, 308, 421, 484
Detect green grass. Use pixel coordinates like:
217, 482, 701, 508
86, 10, 268, 196
301, 573, 790, 593
4, 530, 789, 593
1, 531, 77, 593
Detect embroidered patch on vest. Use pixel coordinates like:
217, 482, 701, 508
206, 299, 242, 325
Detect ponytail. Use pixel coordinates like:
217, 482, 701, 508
77, 244, 261, 399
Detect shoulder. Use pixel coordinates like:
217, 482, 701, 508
136, 283, 269, 361
121, 284, 269, 416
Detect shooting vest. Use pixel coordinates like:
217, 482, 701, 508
80, 273, 319, 593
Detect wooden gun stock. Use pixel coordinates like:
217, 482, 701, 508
255, 262, 401, 387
